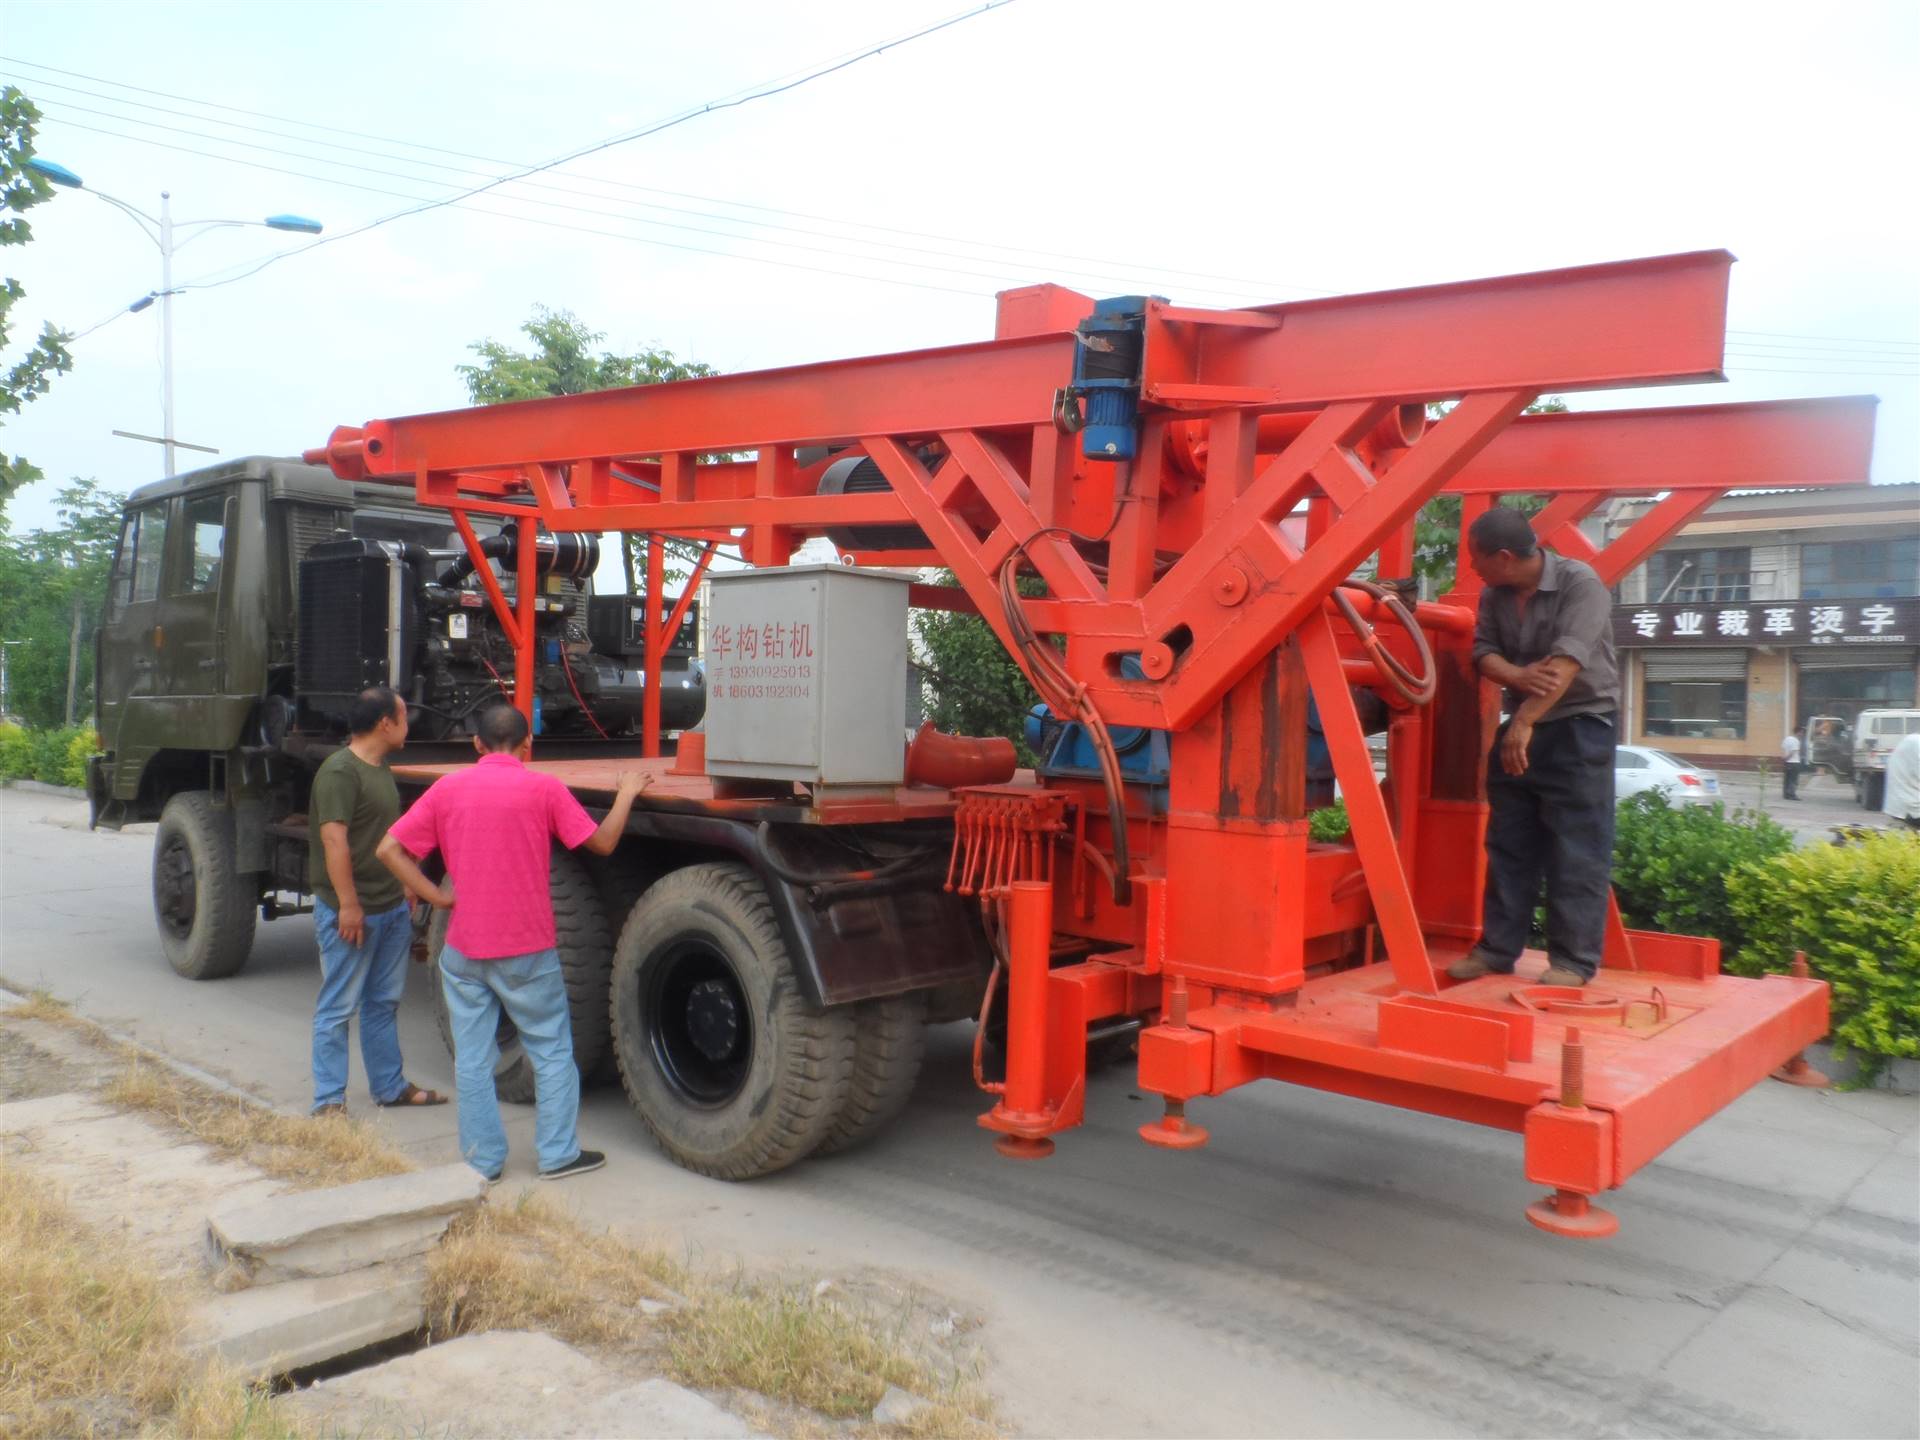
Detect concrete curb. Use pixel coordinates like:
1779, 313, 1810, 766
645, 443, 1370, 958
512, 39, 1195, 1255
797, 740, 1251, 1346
0, 778, 86, 799
1809, 1041, 1920, 1095
0, 983, 279, 1112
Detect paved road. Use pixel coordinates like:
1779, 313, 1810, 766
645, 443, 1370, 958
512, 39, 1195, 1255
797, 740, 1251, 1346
3, 787, 1915, 1439
1707, 767, 1882, 847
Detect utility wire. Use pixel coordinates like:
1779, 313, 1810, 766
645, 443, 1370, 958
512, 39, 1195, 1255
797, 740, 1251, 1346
38, 109, 1293, 305
4, 59, 1347, 299
31, 2, 1020, 312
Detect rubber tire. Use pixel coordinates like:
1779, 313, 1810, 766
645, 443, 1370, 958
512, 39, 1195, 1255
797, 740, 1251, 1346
584, 855, 655, 1086
549, 845, 615, 1080
425, 845, 614, 1106
816, 992, 928, 1156
1862, 771, 1886, 811
609, 861, 855, 1180
153, 792, 258, 980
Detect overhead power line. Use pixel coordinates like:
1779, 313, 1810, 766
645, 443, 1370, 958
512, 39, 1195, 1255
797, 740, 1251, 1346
31, 106, 1298, 306
30, 2, 1022, 317
2, 64, 1344, 302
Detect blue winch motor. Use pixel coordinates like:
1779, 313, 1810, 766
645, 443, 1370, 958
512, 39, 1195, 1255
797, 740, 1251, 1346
1024, 657, 1170, 789
1070, 295, 1158, 462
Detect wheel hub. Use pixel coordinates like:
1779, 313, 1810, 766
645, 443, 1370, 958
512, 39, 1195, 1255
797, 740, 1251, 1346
644, 939, 754, 1107
685, 978, 742, 1062
156, 836, 197, 937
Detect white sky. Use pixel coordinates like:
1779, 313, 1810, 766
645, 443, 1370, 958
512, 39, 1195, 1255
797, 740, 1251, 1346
4, 0, 1917, 554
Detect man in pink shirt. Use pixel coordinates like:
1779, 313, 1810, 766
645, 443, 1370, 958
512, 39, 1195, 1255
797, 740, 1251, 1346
378, 704, 648, 1183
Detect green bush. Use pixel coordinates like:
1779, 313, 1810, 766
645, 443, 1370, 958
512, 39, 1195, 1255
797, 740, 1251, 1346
0, 723, 96, 787
0, 723, 30, 779
59, 727, 95, 788
1309, 800, 1350, 842
1727, 833, 1920, 1084
1611, 791, 1794, 962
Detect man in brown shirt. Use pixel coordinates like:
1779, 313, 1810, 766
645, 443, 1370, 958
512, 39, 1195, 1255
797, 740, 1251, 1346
1449, 508, 1620, 987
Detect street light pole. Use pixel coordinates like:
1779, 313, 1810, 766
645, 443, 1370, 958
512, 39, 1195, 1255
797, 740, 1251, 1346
160, 190, 176, 476
24, 159, 321, 476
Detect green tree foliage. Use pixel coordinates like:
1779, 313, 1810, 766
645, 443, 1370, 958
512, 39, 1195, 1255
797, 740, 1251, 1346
1, 86, 74, 499
457, 307, 716, 589
457, 307, 714, 405
913, 573, 1042, 762
0, 478, 124, 726
1726, 832, 1920, 1084
1411, 396, 1568, 594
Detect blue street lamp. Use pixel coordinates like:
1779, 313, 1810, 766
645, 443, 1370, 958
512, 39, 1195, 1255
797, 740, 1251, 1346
26, 157, 323, 475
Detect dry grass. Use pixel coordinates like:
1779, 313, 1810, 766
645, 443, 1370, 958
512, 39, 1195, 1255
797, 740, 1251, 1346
425, 1188, 682, 1347
102, 1054, 415, 1190
428, 1194, 995, 1436
0, 1159, 302, 1439
1, 988, 96, 1030
667, 1277, 994, 1433
6, 991, 997, 1436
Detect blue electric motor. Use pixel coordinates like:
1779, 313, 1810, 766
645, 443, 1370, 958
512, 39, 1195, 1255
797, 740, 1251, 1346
1071, 296, 1157, 462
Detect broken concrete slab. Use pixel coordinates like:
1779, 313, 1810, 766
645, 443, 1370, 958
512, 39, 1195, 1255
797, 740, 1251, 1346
0, 1091, 282, 1278
188, 1261, 426, 1378
284, 1330, 767, 1438
208, 1160, 486, 1282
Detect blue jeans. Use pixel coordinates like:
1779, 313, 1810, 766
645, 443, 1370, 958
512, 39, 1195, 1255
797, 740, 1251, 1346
438, 943, 581, 1176
312, 898, 414, 1109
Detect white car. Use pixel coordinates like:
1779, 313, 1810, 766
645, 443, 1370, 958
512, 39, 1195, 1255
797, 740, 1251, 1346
1615, 746, 1721, 805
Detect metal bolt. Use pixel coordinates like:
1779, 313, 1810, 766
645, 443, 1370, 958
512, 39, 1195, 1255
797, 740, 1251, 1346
1560, 1026, 1586, 1110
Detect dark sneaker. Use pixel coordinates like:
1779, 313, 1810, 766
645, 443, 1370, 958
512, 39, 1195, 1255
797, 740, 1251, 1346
539, 1149, 606, 1182
1446, 951, 1509, 981
1540, 965, 1592, 987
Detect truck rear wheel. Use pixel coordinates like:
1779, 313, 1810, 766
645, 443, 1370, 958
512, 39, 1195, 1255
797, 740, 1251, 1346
427, 845, 613, 1105
816, 992, 928, 1156
609, 861, 855, 1179
153, 792, 258, 980
1862, 771, 1886, 811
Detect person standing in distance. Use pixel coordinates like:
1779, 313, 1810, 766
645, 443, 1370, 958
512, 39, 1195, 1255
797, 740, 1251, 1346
1448, 508, 1621, 989
377, 704, 650, 1182
309, 685, 446, 1116
1780, 729, 1803, 800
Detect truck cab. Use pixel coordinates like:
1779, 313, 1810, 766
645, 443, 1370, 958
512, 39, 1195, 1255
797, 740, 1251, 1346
91, 457, 354, 831
1851, 708, 1920, 810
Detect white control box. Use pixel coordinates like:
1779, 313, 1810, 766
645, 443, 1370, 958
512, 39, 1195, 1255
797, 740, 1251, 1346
704, 566, 910, 786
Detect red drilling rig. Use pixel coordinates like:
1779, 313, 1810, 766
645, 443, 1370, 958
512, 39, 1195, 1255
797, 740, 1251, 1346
310, 249, 1875, 1235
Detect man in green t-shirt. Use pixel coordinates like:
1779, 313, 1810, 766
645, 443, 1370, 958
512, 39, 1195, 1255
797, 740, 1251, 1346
308, 686, 445, 1115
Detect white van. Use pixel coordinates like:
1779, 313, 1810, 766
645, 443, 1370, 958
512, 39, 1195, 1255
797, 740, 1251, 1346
1851, 709, 1920, 809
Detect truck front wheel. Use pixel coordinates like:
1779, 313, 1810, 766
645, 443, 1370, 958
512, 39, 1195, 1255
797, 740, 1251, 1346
609, 862, 855, 1179
153, 793, 258, 980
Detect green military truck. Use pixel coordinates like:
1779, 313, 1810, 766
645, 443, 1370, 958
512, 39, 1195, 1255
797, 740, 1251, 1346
89, 457, 985, 1177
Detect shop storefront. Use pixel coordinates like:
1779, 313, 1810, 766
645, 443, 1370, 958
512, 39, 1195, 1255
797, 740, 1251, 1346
1614, 597, 1919, 767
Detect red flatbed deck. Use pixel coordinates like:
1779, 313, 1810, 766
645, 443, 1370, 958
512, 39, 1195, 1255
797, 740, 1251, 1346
391, 755, 965, 825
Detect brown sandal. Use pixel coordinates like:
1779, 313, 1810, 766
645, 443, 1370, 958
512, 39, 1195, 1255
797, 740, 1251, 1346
375, 1082, 448, 1108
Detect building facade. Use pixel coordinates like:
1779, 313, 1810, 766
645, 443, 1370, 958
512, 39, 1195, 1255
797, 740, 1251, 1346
1604, 483, 1920, 769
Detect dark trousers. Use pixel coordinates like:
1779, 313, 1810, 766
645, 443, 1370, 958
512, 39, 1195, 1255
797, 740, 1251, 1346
1782, 762, 1801, 799
1480, 713, 1616, 980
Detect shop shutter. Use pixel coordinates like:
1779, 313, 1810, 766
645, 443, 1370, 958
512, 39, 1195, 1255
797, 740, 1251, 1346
1794, 647, 1918, 673
1641, 649, 1749, 681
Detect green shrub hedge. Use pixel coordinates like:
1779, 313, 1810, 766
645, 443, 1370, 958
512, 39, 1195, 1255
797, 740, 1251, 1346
0, 724, 97, 789
1611, 792, 1794, 964
1727, 833, 1920, 1085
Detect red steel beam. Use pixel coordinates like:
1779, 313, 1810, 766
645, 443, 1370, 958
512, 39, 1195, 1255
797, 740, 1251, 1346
1145, 249, 1732, 408
1447, 395, 1879, 494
